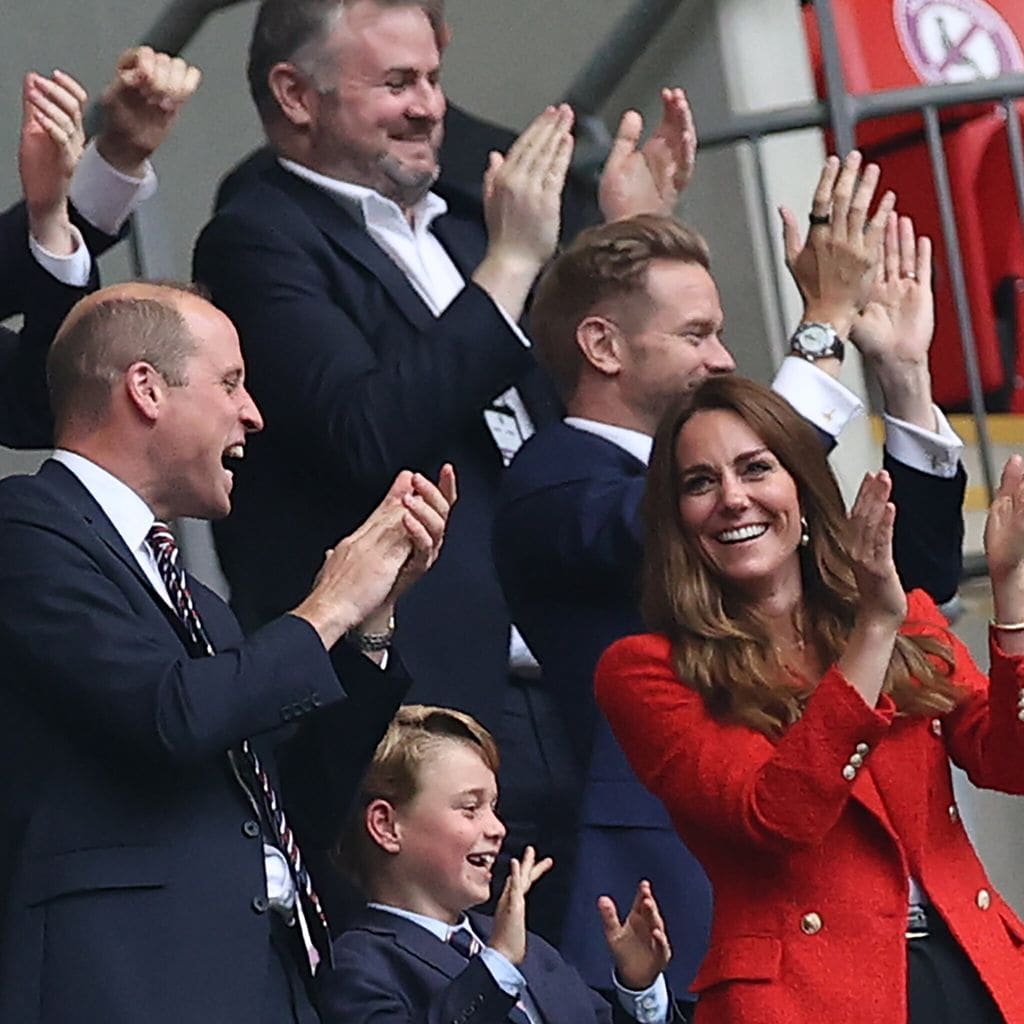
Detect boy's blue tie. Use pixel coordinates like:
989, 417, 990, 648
447, 927, 532, 1024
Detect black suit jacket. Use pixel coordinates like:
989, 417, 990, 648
0, 200, 124, 448
194, 162, 560, 733
317, 907, 681, 1024
0, 460, 409, 1023
493, 421, 966, 990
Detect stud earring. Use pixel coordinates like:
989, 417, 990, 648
800, 515, 810, 547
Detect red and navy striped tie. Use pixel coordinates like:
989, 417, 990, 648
146, 521, 330, 971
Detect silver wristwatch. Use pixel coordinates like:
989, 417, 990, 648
789, 322, 845, 363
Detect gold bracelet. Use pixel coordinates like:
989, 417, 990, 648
990, 619, 1024, 631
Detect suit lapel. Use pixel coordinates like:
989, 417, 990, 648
356, 908, 470, 980
38, 460, 198, 652
265, 165, 436, 332
431, 214, 487, 280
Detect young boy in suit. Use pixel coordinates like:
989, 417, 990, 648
316, 704, 681, 1023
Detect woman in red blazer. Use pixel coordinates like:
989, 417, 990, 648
596, 375, 1024, 1024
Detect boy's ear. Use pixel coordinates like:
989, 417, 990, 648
366, 799, 402, 854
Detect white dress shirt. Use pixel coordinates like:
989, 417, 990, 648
29, 141, 157, 288
367, 903, 670, 1023
49, 450, 296, 912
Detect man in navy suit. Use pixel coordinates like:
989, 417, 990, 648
494, 164, 966, 1000
193, 0, 696, 939
0, 280, 454, 1023
317, 704, 685, 1023
2, 48, 201, 448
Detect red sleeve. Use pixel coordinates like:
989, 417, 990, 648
595, 633, 895, 853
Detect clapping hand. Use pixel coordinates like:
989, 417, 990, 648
779, 151, 895, 340
488, 846, 554, 966
986, 456, 1024, 640
848, 470, 906, 629
851, 212, 937, 429
599, 87, 697, 221
97, 47, 202, 177
19, 69, 87, 254
598, 880, 671, 992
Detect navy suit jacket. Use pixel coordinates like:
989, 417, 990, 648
0, 460, 409, 1024
0, 200, 116, 448
317, 907, 680, 1024
493, 421, 966, 991
194, 162, 560, 734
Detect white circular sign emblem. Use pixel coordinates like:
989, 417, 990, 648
894, 0, 1024, 84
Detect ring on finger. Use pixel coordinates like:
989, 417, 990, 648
808, 212, 830, 226
901, 270, 918, 280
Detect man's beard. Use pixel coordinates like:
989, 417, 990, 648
376, 150, 441, 208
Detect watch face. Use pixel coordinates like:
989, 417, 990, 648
795, 323, 834, 356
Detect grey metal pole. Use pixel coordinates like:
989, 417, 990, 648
811, 0, 857, 156
1003, 99, 1024, 233
748, 137, 790, 365
922, 104, 997, 501
563, 0, 685, 116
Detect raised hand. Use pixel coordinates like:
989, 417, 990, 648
19, 69, 88, 254
848, 470, 906, 629
986, 456, 1024, 646
97, 47, 202, 177
598, 87, 697, 221
598, 880, 671, 992
779, 151, 895, 339
473, 104, 574, 320
851, 212, 937, 429
293, 465, 456, 649
488, 845, 554, 966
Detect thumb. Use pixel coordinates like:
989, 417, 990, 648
596, 895, 622, 943
778, 206, 802, 265
606, 110, 643, 167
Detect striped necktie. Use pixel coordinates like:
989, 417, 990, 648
146, 521, 331, 971
447, 925, 531, 1024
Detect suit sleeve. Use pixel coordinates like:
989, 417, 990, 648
0, 500, 354, 767
495, 464, 645, 591
900, 591, 1024, 794
194, 208, 534, 502
885, 452, 965, 604
595, 634, 896, 853
318, 940, 520, 1024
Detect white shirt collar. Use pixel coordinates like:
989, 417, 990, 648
277, 157, 448, 236
50, 449, 156, 554
563, 417, 654, 466
367, 902, 476, 943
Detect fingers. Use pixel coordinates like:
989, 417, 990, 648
608, 109, 644, 166
844, 156, 878, 239
24, 72, 85, 141
114, 46, 202, 107
916, 234, 933, 287
882, 212, 899, 284
778, 205, 804, 266
438, 463, 458, 508
809, 154, 841, 225
596, 894, 623, 940
506, 104, 572, 171
997, 453, 1024, 501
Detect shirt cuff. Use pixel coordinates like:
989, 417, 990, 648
614, 971, 670, 1023
493, 300, 531, 348
68, 140, 157, 235
29, 224, 91, 286
480, 947, 527, 999
883, 407, 963, 479
771, 356, 864, 439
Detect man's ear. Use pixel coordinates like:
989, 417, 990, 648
366, 799, 402, 855
267, 62, 320, 129
124, 362, 165, 424
576, 315, 624, 377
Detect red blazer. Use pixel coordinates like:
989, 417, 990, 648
595, 590, 1024, 1024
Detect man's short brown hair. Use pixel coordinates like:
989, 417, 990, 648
248, 0, 446, 122
529, 214, 711, 401
47, 283, 205, 432
335, 704, 499, 892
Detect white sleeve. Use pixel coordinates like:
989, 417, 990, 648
29, 225, 91, 287
68, 140, 157, 235
771, 356, 864, 439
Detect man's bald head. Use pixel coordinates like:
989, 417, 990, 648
48, 281, 207, 436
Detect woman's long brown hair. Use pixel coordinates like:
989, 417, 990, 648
642, 375, 959, 737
